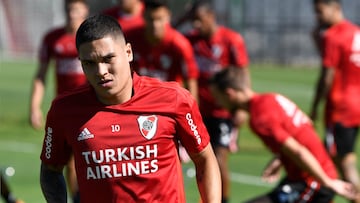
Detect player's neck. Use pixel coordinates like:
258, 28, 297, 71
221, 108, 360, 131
331, 12, 344, 25
66, 24, 79, 35
207, 24, 218, 38
121, 2, 142, 16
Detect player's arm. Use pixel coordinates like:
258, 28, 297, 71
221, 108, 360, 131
281, 137, 359, 200
29, 60, 50, 130
40, 162, 67, 203
310, 66, 334, 120
189, 144, 221, 203
186, 78, 199, 103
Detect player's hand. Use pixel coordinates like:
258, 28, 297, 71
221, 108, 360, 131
327, 179, 360, 200
15, 199, 25, 203
262, 158, 282, 183
30, 108, 43, 130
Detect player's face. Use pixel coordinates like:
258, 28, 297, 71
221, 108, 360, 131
118, 0, 138, 11
314, 2, 338, 27
192, 8, 214, 36
144, 7, 170, 40
66, 2, 89, 30
78, 36, 134, 104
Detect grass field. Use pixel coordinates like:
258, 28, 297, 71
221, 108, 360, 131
0, 60, 358, 203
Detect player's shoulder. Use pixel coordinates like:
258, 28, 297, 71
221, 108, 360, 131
51, 84, 93, 109
44, 27, 66, 38
136, 74, 193, 101
217, 26, 245, 42
42, 27, 67, 44
102, 6, 120, 17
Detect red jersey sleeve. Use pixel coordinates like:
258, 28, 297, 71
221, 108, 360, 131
173, 32, 199, 80
40, 102, 72, 165
174, 90, 209, 153
38, 32, 53, 64
322, 32, 341, 69
228, 30, 249, 68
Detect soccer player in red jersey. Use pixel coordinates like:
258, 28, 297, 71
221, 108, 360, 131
102, 0, 145, 34
30, 0, 89, 130
210, 67, 359, 203
310, 1, 360, 201
176, 1, 250, 202
125, 0, 199, 99
39, 14, 221, 203
127, 0, 200, 163
29, 0, 88, 202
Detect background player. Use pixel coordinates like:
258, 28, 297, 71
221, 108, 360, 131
29, 0, 89, 202
102, 0, 145, 34
210, 67, 359, 203
310, 1, 360, 202
1, 173, 24, 203
176, 1, 250, 202
39, 14, 221, 203
125, 0, 199, 99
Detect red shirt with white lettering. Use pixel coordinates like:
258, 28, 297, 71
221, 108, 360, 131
126, 25, 199, 83
249, 93, 338, 183
39, 27, 87, 95
102, 3, 145, 35
40, 73, 209, 203
186, 26, 249, 118
321, 20, 360, 126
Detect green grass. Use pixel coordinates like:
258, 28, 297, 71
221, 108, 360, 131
0, 60, 357, 203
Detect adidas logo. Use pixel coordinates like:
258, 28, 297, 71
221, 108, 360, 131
78, 128, 94, 141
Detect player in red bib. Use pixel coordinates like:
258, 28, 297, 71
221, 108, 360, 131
39, 14, 221, 203
310, 0, 360, 201
175, 1, 250, 202
30, 0, 89, 129
30, 1, 89, 202
125, 0, 199, 99
102, 0, 145, 34
210, 67, 359, 203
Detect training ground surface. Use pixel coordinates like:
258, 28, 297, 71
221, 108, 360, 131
0, 60, 356, 203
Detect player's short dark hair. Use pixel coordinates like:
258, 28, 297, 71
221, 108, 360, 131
144, 0, 169, 10
209, 67, 244, 91
65, 0, 86, 4
191, 0, 214, 13
313, 0, 341, 4
76, 14, 125, 50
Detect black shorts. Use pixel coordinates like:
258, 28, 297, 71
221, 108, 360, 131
325, 122, 359, 157
203, 117, 234, 148
268, 178, 335, 203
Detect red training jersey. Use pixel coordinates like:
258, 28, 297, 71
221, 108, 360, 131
40, 73, 210, 203
126, 25, 199, 84
249, 93, 337, 183
102, 3, 145, 35
321, 20, 360, 126
186, 26, 249, 118
39, 27, 87, 95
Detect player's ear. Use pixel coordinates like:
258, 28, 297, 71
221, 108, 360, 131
225, 87, 235, 98
125, 43, 133, 62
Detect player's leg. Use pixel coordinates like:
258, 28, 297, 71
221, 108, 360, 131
245, 179, 335, 203
65, 155, 80, 203
204, 117, 233, 203
214, 146, 230, 203
332, 123, 360, 203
